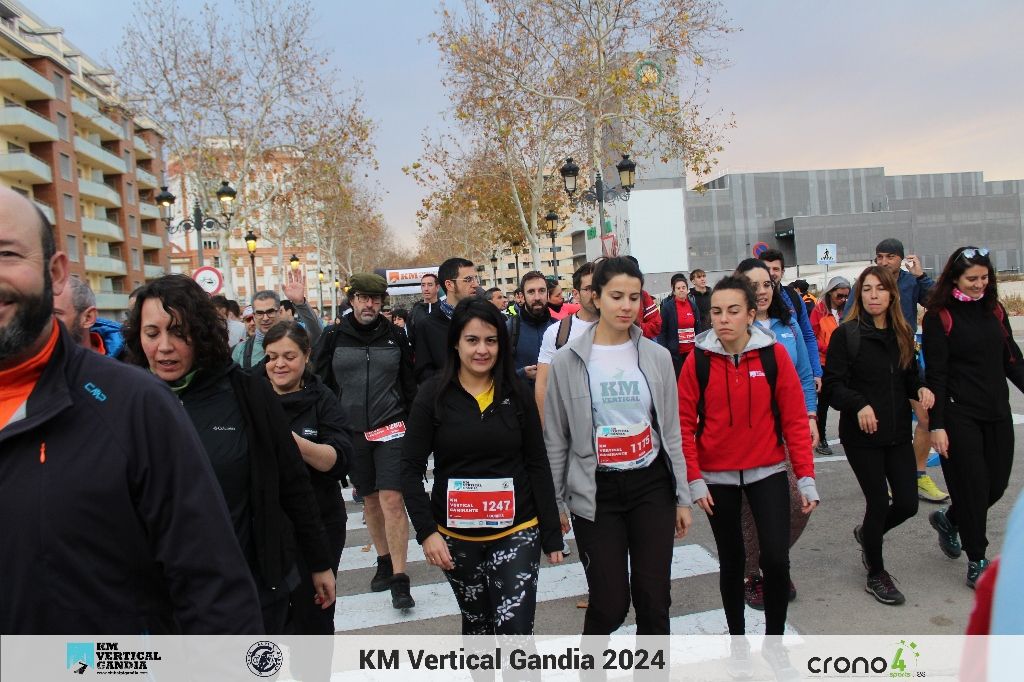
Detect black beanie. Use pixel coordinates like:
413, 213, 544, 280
875, 238, 905, 259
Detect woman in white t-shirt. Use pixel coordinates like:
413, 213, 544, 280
544, 257, 693, 635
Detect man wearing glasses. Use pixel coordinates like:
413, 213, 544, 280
314, 273, 417, 610
413, 257, 477, 384
232, 269, 323, 370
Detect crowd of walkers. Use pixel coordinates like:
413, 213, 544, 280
3, 185, 1024, 665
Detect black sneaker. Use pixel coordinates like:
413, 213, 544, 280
929, 509, 962, 559
390, 572, 415, 609
370, 554, 393, 592
966, 559, 990, 590
865, 570, 905, 605
788, 580, 797, 602
854, 525, 870, 571
743, 575, 764, 611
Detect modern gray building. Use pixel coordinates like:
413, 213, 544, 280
685, 167, 1024, 275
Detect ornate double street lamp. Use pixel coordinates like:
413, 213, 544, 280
490, 251, 499, 288
156, 180, 237, 268
544, 210, 560, 281
559, 154, 636, 238
244, 230, 258, 296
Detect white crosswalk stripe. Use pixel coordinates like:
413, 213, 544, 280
333, 543, 719, 632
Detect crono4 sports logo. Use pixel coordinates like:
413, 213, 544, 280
808, 639, 921, 677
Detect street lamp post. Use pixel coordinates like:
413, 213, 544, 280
333, 274, 340, 321
476, 264, 486, 288
559, 155, 636, 245
156, 180, 237, 269
244, 230, 258, 297
317, 269, 325, 317
490, 251, 498, 288
545, 210, 560, 281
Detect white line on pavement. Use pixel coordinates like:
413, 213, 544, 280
333, 543, 719, 632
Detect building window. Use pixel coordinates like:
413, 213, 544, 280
128, 214, 138, 237
59, 153, 72, 181
56, 112, 69, 141
62, 193, 75, 221
52, 73, 65, 100
66, 234, 79, 262
123, 149, 132, 167
131, 248, 140, 270
202, 239, 218, 250
6, 141, 24, 153
126, 181, 134, 204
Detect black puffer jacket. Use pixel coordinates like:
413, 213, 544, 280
272, 373, 353, 522
313, 314, 416, 432
823, 317, 923, 448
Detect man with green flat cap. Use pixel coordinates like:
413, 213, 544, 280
313, 272, 417, 610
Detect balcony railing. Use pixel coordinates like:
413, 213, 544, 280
74, 136, 126, 174
82, 216, 124, 241
133, 134, 153, 158
0, 102, 58, 141
141, 231, 164, 250
33, 198, 54, 223
0, 150, 52, 183
94, 292, 130, 311
71, 97, 124, 141
78, 177, 122, 207
135, 167, 157, 188
139, 201, 161, 219
144, 263, 165, 279
85, 254, 127, 276
0, 57, 56, 100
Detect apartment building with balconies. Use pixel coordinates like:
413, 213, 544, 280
0, 0, 166, 317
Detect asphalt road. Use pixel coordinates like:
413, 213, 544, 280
333, 350, 1024, 637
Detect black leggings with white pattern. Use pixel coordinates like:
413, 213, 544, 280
442, 525, 541, 635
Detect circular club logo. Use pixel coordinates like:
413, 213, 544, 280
245, 641, 283, 677
192, 266, 224, 295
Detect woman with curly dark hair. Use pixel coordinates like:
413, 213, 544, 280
123, 274, 335, 634
923, 247, 1024, 589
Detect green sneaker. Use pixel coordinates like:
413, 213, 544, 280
918, 474, 949, 503
966, 559, 990, 590
929, 508, 962, 559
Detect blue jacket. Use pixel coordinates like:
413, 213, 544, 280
764, 316, 816, 413
780, 286, 822, 378
91, 317, 125, 359
842, 269, 934, 332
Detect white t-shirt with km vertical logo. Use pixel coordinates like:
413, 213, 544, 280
588, 340, 660, 471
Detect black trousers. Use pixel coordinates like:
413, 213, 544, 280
940, 412, 1015, 561
289, 515, 346, 634
443, 526, 542, 635
816, 398, 830, 444
844, 442, 918, 574
706, 471, 790, 635
572, 460, 676, 635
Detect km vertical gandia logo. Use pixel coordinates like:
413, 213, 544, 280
807, 639, 922, 677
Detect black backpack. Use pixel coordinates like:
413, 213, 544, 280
693, 345, 783, 445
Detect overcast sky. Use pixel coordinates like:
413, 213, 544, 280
27, 0, 1024, 248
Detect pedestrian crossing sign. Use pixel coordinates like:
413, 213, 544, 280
817, 243, 836, 265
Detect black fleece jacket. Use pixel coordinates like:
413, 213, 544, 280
313, 314, 415, 431
823, 317, 924, 448
0, 326, 261, 634
401, 377, 562, 553
271, 373, 353, 522
179, 363, 332, 591
923, 299, 1024, 430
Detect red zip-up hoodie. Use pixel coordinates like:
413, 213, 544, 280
678, 326, 815, 483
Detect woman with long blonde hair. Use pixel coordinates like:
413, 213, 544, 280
823, 265, 934, 605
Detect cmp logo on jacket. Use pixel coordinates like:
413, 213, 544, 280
301, 427, 318, 438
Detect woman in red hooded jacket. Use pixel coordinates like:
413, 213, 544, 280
678, 275, 818, 674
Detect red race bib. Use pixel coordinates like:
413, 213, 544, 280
594, 423, 656, 470
365, 421, 406, 442
446, 478, 516, 528
678, 327, 695, 344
